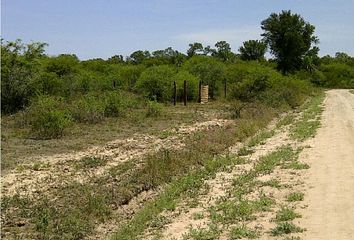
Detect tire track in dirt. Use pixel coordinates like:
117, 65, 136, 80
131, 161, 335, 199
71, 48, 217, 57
2, 119, 232, 198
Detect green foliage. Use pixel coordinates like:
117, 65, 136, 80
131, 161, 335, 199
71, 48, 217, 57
270, 222, 304, 236
172, 70, 199, 101
1, 39, 47, 113
146, 100, 164, 117
319, 62, 354, 88
229, 225, 259, 239
135, 65, 175, 102
27, 96, 71, 139
183, 56, 225, 98
239, 40, 267, 61
261, 10, 319, 73
44, 54, 79, 77
286, 192, 304, 202
70, 94, 105, 123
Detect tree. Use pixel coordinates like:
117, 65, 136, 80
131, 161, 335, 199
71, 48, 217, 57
213, 41, 234, 62
1, 39, 47, 113
187, 42, 204, 57
239, 40, 267, 61
128, 50, 150, 64
261, 10, 319, 73
107, 54, 124, 64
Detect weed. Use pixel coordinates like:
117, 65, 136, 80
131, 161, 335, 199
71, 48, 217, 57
247, 130, 275, 147
261, 179, 282, 188
276, 114, 294, 128
146, 100, 164, 118
286, 192, 304, 202
291, 93, 324, 141
192, 212, 204, 220
149, 216, 171, 229
182, 224, 220, 240
237, 147, 254, 156
270, 222, 304, 236
74, 156, 108, 170
282, 161, 309, 170
275, 207, 301, 222
229, 225, 259, 239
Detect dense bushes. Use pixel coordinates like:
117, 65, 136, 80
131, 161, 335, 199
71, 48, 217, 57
3, 39, 352, 140
27, 96, 71, 139
319, 63, 354, 88
135, 65, 175, 101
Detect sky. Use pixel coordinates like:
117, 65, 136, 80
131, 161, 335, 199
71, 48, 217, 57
2, 0, 354, 60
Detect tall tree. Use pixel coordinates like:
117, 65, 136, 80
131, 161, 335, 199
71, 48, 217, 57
128, 50, 150, 64
261, 10, 319, 73
213, 41, 234, 62
187, 42, 204, 57
239, 40, 267, 61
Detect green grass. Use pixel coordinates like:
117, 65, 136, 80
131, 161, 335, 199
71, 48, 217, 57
286, 192, 304, 202
350, 90, 354, 95
276, 114, 294, 128
74, 156, 108, 169
275, 207, 301, 222
247, 130, 275, 147
182, 225, 220, 240
229, 225, 259, 239
291, 93, 325, 141
270, 222, 304, 236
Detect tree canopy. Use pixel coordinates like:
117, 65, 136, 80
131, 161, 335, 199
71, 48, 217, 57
261, 10, 319, 73
239, 40, 267, 61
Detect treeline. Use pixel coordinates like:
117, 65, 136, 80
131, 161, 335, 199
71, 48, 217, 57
1, 10, 353, 139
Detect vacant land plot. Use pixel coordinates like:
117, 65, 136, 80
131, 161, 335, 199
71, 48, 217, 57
2, 90, 353, 240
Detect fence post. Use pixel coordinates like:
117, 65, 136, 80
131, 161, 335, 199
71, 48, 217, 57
173, 81, 177, 106
198, 81, 202, 103
224, 81, 227, 98
183, 80, 187, 106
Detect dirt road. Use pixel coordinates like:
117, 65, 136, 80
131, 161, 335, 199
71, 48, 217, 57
300, 89, 354, 239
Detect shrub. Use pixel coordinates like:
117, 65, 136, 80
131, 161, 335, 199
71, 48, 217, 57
183, 56, 225, 99
171, 70, 199, 101
103, 91, 125, 117
135, 65, 175, 102
27, 96, 71, 139
145, 100, 163, 117
70, 94, 105, 123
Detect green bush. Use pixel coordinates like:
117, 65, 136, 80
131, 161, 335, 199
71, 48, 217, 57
70, 94, 105, 123
135, 65, 175, 102
319, 62, 354, 88
171, 70, 199, 101
145, 100, 163, 117
27, 96, 71, 139
183, 56, 225, 99
103, 91, 125, 117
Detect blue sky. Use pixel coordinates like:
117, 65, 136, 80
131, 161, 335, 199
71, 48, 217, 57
2, 0, 354, 60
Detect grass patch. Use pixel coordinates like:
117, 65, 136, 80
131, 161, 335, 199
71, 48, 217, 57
74, 156, 108, 169
276, 114, 294, 128
286, 192, 304, 202
270, 222, 304, 236
247, 130, 275, 147
275, 207, 301, 222
261, 179, 282, 188
182, 224, 220, 240
229, 225, 259, 239
291, 93, 325, 141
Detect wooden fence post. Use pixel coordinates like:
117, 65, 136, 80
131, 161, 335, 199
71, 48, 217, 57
198, 81, 202, 103
173, 81, 177, 106
224, 81, 227, 98
183, 80, 187, 106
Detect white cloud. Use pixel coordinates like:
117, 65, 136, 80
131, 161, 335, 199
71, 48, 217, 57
173, 26, 263, 49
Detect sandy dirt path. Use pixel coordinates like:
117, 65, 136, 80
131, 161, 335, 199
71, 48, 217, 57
300, 89, 354, 239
